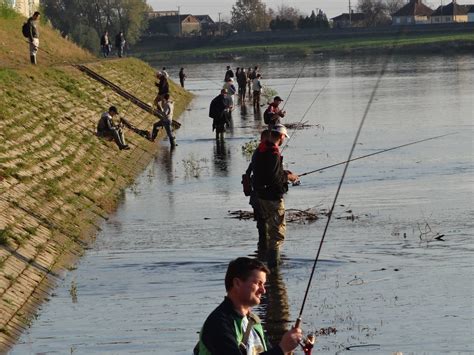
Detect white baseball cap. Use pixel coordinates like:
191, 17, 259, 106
271, 124, 289, 138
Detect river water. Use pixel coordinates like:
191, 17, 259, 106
11, 55, 473, 354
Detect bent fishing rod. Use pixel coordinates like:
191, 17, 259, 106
295, 133, 456, 179
294, 50, 394, 330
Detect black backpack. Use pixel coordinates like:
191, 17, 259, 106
22, 22, 30, 38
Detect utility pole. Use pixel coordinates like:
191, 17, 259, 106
349, 0, 352, 27
177, 5, 181, 37
218, 12, 222, 36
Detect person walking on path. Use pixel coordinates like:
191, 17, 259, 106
179, 67, 186, 88
100, 31, 110, 58
26, 11, 40, 64
264, 96, 286, 126
96, 106, 130, 150
115, 31, 126, 57
224, 65, 234, 82
252, 124, 299, 266
154, 71, 169, 109
252, 74, 263, 112
195, 257, 302, 354
150, 93, 176, 146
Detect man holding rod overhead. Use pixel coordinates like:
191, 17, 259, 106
252, 124, 299, 267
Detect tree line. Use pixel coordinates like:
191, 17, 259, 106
41, 0, 151, 53
231, 0, 405, 32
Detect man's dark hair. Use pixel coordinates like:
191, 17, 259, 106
33, 11, 40, 17
225, 257, 270, 291
109, 106, 118, 114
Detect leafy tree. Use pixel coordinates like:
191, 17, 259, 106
42, 0, 151, 52
231, 0, 271, 32
357, 0, 391, 26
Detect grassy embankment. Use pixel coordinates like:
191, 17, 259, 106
136, 31, 474, 62
0, 8, 192, 351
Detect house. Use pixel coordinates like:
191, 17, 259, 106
430, 0, 471, 23
392, 0, 433, 25
469, 6, 474, 21
148, 14, 200, 36
5, 0, 40, 17
195, 15, 217, 36
331, 12, 366, 28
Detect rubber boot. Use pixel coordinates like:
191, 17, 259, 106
30, 55, 36, 65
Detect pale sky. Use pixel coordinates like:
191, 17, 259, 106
148, 0, 472, 21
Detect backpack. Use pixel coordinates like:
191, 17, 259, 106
263, 109, 273, 125
241, 173, 252, 196
22, 22, 30, 38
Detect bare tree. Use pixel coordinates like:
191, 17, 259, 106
357, 0, 391, 26
385, 0, 406, 15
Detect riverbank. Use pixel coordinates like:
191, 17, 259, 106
133, 29, 474, 63
0, 16, 192, 349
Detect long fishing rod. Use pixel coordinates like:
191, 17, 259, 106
281, 80, 330, 153
281, 63, 306, 111
296, 133, 456, 178
294, 52, 394, 330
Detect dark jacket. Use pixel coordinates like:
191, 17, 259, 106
197, 297, 283, 355
209, 94, 228, 120
27, 17, 39, 41
97, 112, 115, 135
157, 77, 169, 95
253, 141, 289, 200
224, 69, 234, 81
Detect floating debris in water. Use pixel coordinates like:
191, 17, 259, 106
284, 121, 321, 130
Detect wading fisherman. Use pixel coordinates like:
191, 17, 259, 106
252, 74, 263, 112
195, 257, 302, 354
26, 11, 40, 64
150, 93, 176, 146
179, 67, 186, 88
224, 65, 234, 82
209, 89, 231, 139
264, 96, 286, 126
252, 124, 298, 266
237, 68, 247, 102
244, 130, 270, 254
97, 106, 130, 150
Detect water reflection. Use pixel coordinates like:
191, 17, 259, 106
213, 139, 231, 176
258, 263, 291, 346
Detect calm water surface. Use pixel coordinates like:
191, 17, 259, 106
12, 55, 473, 354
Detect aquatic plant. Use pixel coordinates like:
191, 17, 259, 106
241, 139, 259, 159
262, 86, 278, 104
182, 154, 208, 178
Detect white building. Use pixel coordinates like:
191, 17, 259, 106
6, 0, 40, 18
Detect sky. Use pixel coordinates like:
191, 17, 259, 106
148, 0, 473, 22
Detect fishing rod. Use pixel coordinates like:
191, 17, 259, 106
294, 50, 395, 330
281, 80, 330, 153
296, 133, 456, 178
281, 63, 306, 111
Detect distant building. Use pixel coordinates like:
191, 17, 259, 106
6, 0, 40, 18
148, 14, 200, 36
469, 6, 474, 22
195, 15, 217, 36
430, 0, 471, 23
147, 11, 179, 19
331, 12, 366, 28
392, 0, 433, 25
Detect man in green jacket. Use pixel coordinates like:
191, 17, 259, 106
196, 257, 302, 354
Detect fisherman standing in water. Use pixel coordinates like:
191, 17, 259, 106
195, 257, 302, 354
252, 124, 298, 266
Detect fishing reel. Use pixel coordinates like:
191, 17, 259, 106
292, 179, 301, 186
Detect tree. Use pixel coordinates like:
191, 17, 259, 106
231, 0, 271, 32
385, 0, 405, 15
298, 10, 329, 29
42, 0, 151, 52
357, 0, 391, 26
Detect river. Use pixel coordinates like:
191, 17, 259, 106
11, 55, 473, 354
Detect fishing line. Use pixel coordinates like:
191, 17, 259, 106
281, 80, 330, 153
281, 63, 306, 111
296, 132, 456, 178
294, 51, 395, 329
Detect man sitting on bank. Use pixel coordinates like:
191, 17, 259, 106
97, 106, 130, 150
195, 257, 302, 354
